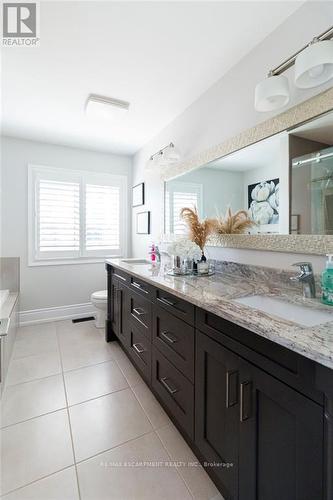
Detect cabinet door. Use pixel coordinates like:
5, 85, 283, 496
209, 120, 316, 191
110, 276, 119, 336
118, 281, 129, 347
239, 360, 324, 500
195, 331, 240, 500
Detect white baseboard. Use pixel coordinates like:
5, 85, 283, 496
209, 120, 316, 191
19, 302, 95, 326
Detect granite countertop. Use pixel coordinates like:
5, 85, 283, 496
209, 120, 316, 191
106, 258, 333, 370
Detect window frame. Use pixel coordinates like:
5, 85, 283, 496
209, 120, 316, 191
28, 164, 128, 266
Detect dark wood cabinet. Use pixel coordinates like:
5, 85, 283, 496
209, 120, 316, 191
108, 273, 129, 347
238, 359, 324, 500
152, 305, 195, 382
195, 330, 240, 499
152, 346, 194, 439
106, 263, 331, 500
127, 322, 151, 384
195, 330, 324, 500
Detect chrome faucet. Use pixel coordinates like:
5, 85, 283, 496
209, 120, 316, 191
290, 262, 316, 298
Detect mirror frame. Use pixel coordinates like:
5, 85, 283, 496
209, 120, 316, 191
162, 87, 333, 255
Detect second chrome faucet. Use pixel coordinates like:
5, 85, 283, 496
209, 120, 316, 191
290, 262, 316, 298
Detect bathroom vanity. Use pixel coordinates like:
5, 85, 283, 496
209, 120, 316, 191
106, 258, 333, 500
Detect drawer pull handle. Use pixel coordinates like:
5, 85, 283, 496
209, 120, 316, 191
160, 377, 178, 395
114, 273, 126, 282
226, 370, 238, 408
133, 307, 145, 316
240, 381, 252, 422
157, 297, 176, 307
161, 330, 177, 344
133, 343, 145, 354
132, 281, 147, 293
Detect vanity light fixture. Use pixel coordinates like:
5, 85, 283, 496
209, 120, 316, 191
254, 71, 290, 112
85, 94, 130, 119
255, 26, 333, 112
295, 38, 333, 89
148, 143, 181, 168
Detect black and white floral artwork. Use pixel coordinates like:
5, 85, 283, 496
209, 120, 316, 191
248, 178, 279, 226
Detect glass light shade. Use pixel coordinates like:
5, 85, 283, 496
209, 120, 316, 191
156, 145, 180, 166
254, 75, 290, 112
295, 40, 333, 89
162, 144, 181, 164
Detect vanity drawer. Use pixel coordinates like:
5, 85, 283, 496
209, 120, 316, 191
128, 290, 152, 339
152, 346, 194, 440
153, 305, 195, 382
129, 276, 154, 299
127, 323, 151, 384
111, 267, 130, 284
196, 308, 323, 405
154, 289, 195, 326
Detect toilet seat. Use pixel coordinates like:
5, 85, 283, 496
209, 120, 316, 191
91, 290, 107, 302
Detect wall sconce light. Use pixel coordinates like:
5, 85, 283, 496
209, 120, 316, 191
147, 143, 181, 169
255, 26, 333, 112
295, 38, 333, 89
254, 72, 289, 112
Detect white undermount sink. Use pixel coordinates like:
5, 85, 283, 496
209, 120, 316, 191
234, 295, 333, 328
121, 258, 151, 264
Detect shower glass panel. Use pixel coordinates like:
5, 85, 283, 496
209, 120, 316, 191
291, 146, 333, 235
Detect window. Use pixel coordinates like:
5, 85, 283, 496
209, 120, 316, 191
28, 165, 127, 265
165, 181, 203, 235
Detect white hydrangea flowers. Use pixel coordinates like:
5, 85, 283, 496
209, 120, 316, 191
167, 238, 202, 261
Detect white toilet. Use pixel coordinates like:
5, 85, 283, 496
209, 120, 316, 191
91, 290, 107, 328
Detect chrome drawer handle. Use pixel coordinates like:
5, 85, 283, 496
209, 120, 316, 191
240, 381, 252, 422
114, 273, 126, 282
132, 281, 147, 293
160, 377, 178, 395
157, 297, 176, 307
133, 307, 145, 316
161, 330, 178, 344
133, 343, 145, 354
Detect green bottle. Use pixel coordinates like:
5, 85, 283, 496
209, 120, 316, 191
321, 254, 333, 306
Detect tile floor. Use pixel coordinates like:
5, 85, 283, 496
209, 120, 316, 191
1, 320, 223, 500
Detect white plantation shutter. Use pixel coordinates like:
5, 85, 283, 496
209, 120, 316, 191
85, 183, 120, 253
29, 166, 127, 264
173, 191, 199, 235
165, 181, 203, 235
37, 179, 80, 257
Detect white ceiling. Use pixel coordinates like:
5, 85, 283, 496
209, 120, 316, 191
1, 1, 303, 155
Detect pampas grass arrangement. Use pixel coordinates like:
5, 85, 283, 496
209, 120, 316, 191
214, 207, 256, 236
180, 207, 216, 253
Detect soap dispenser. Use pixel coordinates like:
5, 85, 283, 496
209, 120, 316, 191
321, 254, 333, 305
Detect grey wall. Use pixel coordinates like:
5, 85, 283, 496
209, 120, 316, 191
131, 1, 333, 273
1, 136, 132, 311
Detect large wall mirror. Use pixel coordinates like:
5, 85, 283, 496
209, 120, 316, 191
164, 90, 333, 253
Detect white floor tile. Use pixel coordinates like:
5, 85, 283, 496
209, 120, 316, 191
115, 352, 144, 387
77, 432, 192, 500
16, 323, 56, 340
64, 360, 128, 406
1, 410, 74, 495
132, 382, 171, 430
1, 374, 66, 427
56, 321, 102, 345
5, 352, 62, 386
1, 467, 79, 500
13, 329, 58, 359
69, 388, 152, 462
157, 423, 223, 500
60, 340, 115, 372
